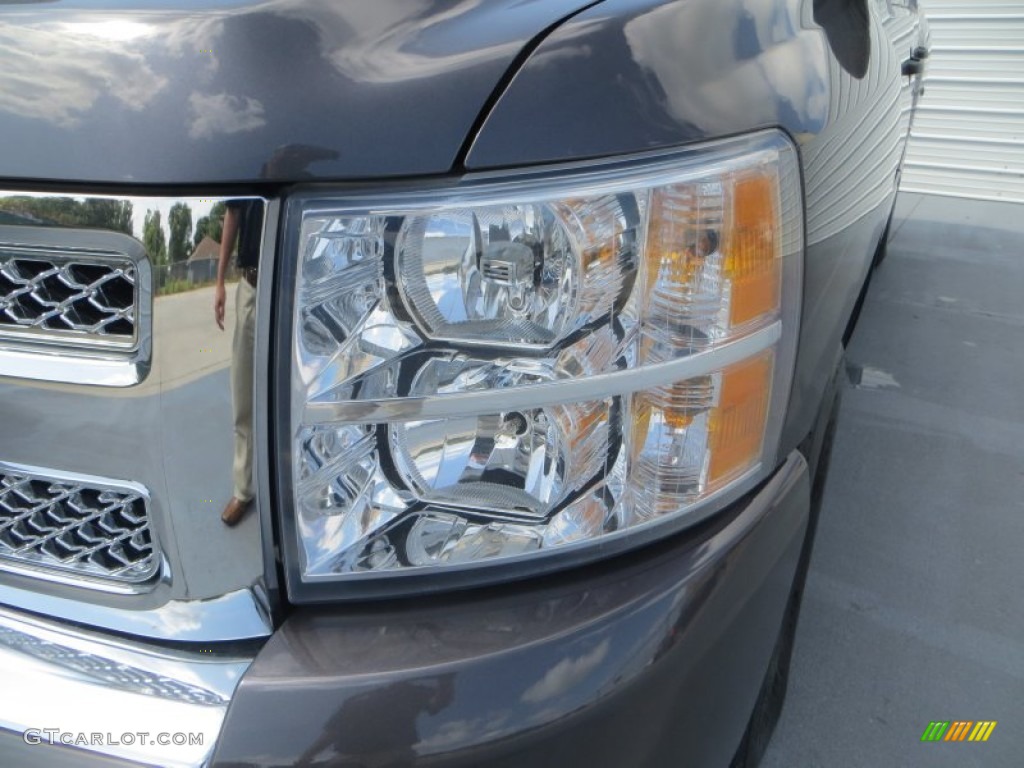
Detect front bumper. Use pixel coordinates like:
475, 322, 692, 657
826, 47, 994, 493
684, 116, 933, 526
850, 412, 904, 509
0, 607, 253, 767
212, 450, 810, 768
0, 451, 807, 768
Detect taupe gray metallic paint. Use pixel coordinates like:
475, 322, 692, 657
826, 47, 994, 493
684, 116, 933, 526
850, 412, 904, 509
0, 0, 600, 184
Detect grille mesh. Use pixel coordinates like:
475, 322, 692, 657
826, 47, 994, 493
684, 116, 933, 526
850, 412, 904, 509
0, 251, 136, 341
0, 470, 157, 585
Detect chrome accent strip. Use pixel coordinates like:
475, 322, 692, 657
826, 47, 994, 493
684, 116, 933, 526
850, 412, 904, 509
254, 199, 285, 619
0, 605, 253, 767
0, 461, 163, 593
0, 584, 271, 642
0, 225, 152, 387
0, 345, 147, 387
302, 322, 782, 424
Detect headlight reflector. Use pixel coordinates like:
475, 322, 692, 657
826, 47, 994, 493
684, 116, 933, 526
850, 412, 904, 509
278, 131, 802, 598
394, 200, 630, 347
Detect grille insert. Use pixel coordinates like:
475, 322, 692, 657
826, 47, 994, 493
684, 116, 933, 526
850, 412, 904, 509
0, 249, 137, 345
0, 467, 158, 586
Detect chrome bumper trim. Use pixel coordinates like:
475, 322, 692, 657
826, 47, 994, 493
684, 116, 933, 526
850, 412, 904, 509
0, 583, 271, 642
0, 605, 254, 767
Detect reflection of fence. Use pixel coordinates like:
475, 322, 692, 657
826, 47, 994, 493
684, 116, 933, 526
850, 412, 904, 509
153, 261, 238, 296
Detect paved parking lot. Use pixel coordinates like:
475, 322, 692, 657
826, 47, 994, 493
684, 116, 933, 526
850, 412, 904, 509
762, 193, 1024, 767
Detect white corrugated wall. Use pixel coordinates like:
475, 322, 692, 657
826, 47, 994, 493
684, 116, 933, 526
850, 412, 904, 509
901, 0, 1024, 202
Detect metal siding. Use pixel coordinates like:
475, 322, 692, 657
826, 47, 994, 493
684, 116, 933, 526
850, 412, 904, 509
901, 0, 1024, 202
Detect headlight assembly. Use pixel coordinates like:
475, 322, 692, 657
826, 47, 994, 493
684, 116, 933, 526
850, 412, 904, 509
275, 131, 803, 600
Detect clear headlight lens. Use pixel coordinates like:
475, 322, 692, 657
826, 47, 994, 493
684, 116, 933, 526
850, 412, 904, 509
279, 131, 802, 598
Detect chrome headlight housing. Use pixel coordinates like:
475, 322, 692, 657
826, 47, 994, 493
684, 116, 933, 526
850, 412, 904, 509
274, 131, 802, 600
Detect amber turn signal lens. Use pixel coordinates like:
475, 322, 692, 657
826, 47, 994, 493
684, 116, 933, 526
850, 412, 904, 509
642, 169, 781, 345
708, 351, 774, 486
723, 173, 781, 328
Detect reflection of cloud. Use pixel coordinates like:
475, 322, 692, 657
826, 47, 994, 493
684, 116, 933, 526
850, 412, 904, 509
421, 719, 478, 751
308, 0, 517, 83
418, 712, 512, 752
0, 22, 167, 127
330, 40, 516, 84
162, 15, 223, 56
330, 41, 515, 84
480, 16, 600, 73
70, 20, 156, 43
187, 92, 266, 139
521, 640, 609, 704
528, 44, 593, 69
623, 0, 828, 135
162, 16, 223, 81
151, 600, 203, 636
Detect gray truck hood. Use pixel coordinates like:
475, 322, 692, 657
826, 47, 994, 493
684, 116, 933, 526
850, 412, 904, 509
0, 0, 596, 185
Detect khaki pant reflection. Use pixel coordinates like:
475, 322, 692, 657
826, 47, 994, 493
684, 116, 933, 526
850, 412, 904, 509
231, 278, 256, 502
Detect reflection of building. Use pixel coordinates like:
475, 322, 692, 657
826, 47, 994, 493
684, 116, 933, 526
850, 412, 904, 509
187, 235, 221, 284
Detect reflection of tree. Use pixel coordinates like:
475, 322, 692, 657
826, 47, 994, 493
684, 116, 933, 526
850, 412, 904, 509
168, 202, 193, 263
143, 209, 167, 266
193, 201, 227, 247
0, 196, 133, 234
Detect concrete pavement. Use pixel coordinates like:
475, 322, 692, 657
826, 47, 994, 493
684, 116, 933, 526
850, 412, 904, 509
762, 193, 1024, 767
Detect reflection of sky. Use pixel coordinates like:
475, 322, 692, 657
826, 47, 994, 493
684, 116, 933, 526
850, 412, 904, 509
257, 562, 705, 764
0, 1, 542, 131
0, 8, 291, 180
623, 0, 828, 137
410, 593, 676, 757
0, 19, 169, 127
520, 639, 610, 704
0, 0, 609, 183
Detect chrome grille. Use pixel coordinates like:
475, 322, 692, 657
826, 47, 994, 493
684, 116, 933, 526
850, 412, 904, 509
0, 247, 137, 345
0, 466, 158, 586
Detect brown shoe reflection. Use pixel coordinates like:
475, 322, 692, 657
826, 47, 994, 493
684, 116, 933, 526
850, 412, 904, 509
221, 497, 251, 527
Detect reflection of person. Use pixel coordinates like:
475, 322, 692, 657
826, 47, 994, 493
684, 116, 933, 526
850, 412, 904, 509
214, 199, 263, 526
294, 676, 455, 768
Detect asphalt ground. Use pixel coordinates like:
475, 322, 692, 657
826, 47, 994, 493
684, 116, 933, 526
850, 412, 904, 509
761, 192, 1024, 767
